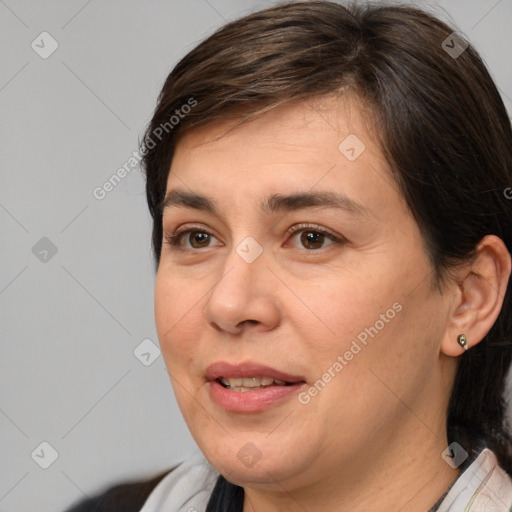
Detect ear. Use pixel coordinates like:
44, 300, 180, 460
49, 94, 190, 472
441, 235, 511, 357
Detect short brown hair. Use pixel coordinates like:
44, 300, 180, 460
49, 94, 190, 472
141, 1, 512, 472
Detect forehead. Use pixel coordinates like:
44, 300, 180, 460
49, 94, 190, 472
165, 96, 400, 215
177, 95, 376, 155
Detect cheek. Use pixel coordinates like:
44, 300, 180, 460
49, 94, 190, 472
155, 274, 206, 422
154, 272, 204, 371
300, 271, 401, 351
296, 252, 436, 393
318, 278, 442, 417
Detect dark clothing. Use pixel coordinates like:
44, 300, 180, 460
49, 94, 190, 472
205, 476, 244, 512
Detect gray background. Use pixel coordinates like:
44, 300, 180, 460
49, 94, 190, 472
1, 0, 511, 511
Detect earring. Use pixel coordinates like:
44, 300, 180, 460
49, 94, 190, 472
457, 334, 469, 351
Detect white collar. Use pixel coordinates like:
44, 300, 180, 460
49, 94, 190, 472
437, 448, 512, 511
140, 451, 217, 512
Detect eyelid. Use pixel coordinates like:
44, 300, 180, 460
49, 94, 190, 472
284, 223, 344, 242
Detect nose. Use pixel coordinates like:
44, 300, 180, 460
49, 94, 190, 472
202, 244, 280, 335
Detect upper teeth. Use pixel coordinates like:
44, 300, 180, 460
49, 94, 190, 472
219, 376, 287, 389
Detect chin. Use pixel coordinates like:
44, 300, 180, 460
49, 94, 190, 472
194, 429, 314, 488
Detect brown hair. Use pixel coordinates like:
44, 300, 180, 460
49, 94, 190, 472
141, 1, 512, 472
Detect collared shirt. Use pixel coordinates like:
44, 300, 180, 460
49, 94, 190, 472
140, 448, 512, 512
436, 448, 512, 511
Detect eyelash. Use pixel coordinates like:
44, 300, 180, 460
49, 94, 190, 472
163, 223, 345, 251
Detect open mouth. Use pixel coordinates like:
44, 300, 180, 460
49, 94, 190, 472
206, 362, 306, 412
217, 376, 294, 392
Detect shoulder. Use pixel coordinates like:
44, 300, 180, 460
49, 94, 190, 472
64, 452, 217, 512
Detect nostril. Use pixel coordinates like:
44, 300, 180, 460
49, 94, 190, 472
238, 319, 260, 327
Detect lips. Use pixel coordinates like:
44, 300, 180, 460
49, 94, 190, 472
205, 361, 306, 413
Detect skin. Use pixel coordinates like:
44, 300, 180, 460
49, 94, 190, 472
154, 96, 511, 511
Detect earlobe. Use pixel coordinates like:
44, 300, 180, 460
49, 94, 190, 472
440, 235, 511, 357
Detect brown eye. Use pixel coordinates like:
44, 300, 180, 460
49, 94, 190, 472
188, 231, 211, 248
300, 231, 326, 250
286, 224, 343, 251
164, 227, 221, 250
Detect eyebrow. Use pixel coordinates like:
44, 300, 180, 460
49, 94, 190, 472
159, 189, 369, 217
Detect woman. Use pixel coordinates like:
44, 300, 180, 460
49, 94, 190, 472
66, 1, 512, 511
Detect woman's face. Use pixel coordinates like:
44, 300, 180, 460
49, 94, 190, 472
154, 97, 455, 491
